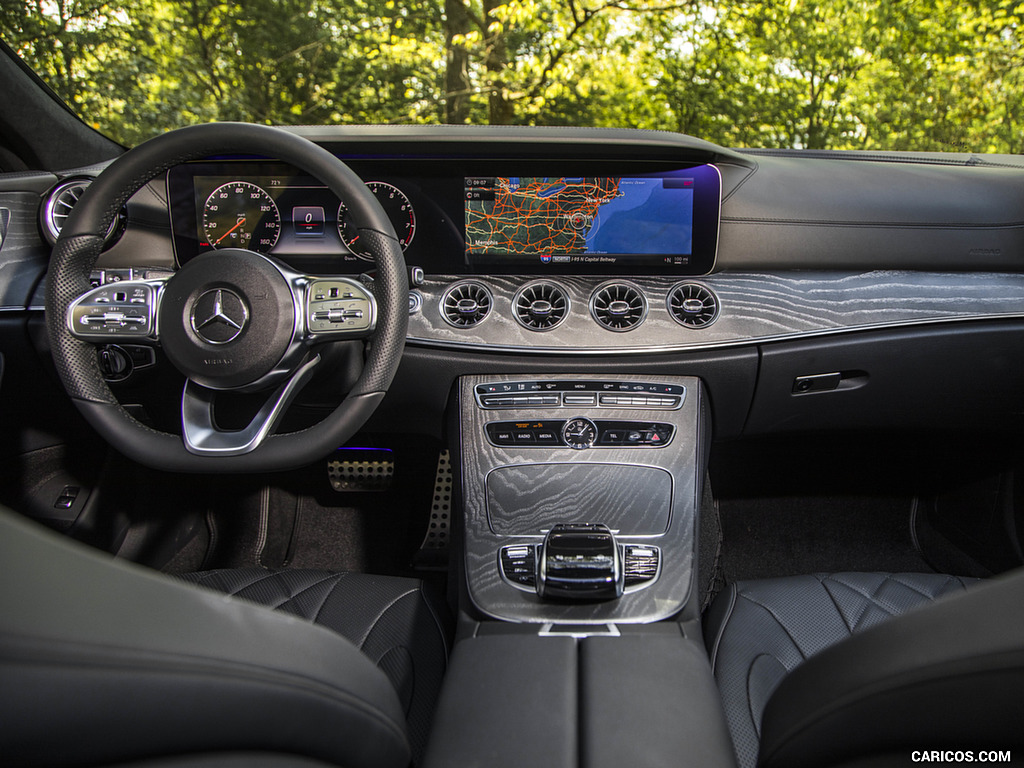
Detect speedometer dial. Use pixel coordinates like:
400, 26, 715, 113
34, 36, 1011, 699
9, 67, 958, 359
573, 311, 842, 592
338, 181, 416, 260
202, 181, 281, 252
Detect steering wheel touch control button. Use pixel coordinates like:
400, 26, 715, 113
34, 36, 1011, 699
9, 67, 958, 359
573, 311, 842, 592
307, 278, 375, 337
69, 281, 158, 341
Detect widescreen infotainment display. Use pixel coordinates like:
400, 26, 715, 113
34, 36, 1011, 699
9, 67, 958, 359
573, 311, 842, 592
463, 167, 719, 272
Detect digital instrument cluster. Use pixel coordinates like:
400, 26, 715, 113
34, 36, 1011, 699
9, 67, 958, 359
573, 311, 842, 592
198, 177, 416, 258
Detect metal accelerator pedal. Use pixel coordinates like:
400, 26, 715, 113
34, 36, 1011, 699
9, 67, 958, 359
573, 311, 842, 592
327, 448, 395, 492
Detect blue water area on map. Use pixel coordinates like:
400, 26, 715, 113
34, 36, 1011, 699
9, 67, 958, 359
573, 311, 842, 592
586, 180, 693, 254
537, 182, 568, 198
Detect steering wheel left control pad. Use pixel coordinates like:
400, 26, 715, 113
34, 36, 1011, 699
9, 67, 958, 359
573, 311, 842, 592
68, 282, 158, 341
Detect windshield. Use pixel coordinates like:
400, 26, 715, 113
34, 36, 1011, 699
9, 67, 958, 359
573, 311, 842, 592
1, 0, 1021, 152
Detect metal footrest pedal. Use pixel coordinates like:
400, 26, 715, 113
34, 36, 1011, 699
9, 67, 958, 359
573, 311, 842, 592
414, 449, 452, 569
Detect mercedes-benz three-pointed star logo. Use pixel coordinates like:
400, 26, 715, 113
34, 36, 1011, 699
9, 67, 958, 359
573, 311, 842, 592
190, 288, 249, 344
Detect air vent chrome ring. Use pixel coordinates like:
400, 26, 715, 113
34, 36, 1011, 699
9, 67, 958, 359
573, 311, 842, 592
41, 177, 124, 245
440, 280, 493, 328
513, 281, 570, 331
589, 281, 648, 332
667, 282, 720, 329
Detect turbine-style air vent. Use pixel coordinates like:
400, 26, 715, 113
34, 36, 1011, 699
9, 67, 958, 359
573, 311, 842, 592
41, 177, 123, 245
667, 283, 720, 329
590, 282, 647, 332
42, 179, 91, 243
441, 281, 493, 328
513, 281, 569, 330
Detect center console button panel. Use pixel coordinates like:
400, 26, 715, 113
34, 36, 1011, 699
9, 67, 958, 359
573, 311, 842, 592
500, 545, 538, 588
485, 419, 674, 448
476, 380, 684, 410
623, 545, 661, 586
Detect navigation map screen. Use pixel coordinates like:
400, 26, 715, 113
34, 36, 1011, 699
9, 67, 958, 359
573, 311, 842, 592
463, 167, 719, 272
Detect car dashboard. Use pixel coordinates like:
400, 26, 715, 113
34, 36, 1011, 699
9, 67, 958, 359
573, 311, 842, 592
124, 127, 1024, 359
4, 124, 1024, 768
6, 125, 1024, 442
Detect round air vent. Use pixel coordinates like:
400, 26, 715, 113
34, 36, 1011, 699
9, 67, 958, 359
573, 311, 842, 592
667, 282, 720, 328
513, 281, 569, 331
440, 281, 493, 328
41, 177, 124, 245
590, 282, 647, 332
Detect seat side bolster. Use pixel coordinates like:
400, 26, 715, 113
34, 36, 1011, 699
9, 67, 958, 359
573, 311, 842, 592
759, 568, 1024, 768
704, 582, 739, 671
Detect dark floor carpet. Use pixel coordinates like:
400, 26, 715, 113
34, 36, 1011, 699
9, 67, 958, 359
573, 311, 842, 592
174, 439, 443, 577
718, 494, 931, 581
286, 492, 416, 575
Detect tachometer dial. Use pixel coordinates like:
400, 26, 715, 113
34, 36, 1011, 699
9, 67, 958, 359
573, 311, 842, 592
338, 181, 415, 260
202, 181, 281, 252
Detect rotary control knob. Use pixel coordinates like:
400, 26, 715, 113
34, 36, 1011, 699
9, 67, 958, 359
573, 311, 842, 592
562, 417, 597, 450
97, 344, 133, 382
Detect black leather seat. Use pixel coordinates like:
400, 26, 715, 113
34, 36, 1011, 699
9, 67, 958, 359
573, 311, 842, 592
0, 508, 448, 768
705, 571, 1024, 768
176, 567, 448, 758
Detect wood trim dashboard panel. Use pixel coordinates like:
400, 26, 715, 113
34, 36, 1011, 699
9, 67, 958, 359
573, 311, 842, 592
409, 271, 1024, 354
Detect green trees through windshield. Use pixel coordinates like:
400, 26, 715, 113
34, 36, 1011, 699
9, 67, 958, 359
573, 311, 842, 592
2, 0, 1022, 152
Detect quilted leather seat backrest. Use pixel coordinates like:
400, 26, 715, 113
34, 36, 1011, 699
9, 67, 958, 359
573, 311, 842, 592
0, 508, 411, 768
706, 572, 975, 768
760, 569, 1024, 768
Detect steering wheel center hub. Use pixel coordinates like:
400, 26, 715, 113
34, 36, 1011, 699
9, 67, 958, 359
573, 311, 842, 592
189, 288, 249, 344
160, 249, 297, 390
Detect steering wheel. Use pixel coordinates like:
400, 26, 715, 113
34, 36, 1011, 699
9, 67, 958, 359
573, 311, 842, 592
45, 123, 408, 473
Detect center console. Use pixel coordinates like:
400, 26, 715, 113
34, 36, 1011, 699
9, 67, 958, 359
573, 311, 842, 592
425, 374, 731, 767
458, 373, 708, 624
